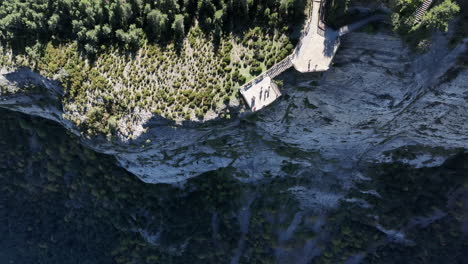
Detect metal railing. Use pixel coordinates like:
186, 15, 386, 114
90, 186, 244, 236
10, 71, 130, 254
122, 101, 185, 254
240, 0, 326, 92
240, 55, 293, 92
412, 0, 434, 24
317, 20, 326, 37
266, 56, 293, 79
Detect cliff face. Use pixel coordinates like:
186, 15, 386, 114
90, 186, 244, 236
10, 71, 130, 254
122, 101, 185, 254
1, 31, 467, 185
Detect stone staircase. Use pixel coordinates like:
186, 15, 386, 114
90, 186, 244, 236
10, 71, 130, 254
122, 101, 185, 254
413, 0, 434, 24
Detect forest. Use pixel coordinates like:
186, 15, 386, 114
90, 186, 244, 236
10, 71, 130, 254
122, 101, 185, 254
1, 109, 467, 263
0, 0, 306, 54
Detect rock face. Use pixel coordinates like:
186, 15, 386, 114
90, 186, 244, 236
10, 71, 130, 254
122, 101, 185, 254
1, 31, 467, 185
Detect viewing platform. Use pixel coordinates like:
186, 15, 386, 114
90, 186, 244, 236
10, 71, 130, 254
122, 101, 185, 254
239, 0, 386, 112
240, 0, 339, 112
240, 76, 281, 112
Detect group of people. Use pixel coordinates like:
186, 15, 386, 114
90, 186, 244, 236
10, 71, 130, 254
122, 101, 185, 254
250, 86, 272, 110
307, 59, 318, 71
259, 86, 271, 101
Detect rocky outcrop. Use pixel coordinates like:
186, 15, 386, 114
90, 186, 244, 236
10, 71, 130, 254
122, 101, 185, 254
1, 30, 467, 186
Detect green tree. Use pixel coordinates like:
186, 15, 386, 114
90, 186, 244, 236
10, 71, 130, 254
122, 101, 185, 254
419, 0, 460, 32
146, 9, 169, 40
172, 14, 184, 40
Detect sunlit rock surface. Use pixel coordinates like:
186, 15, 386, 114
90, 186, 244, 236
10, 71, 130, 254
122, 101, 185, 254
1, 31, 467, 186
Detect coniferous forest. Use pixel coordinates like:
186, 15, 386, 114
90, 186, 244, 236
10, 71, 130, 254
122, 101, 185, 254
0, 0, 306, 54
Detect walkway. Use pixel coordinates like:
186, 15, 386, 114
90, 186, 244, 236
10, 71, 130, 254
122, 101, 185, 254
291, 0, 340, 73
412, 0, 434, 24
239, 0, 386, 112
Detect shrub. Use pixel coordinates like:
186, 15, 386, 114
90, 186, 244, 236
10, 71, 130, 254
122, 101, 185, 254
238, 75, 247, 84
250, 66, 262, 75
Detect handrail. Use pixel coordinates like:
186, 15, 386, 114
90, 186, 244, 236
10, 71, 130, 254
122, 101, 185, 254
240, 55, 293, 92
240, 0, 323, 92
411, 0, 434, 24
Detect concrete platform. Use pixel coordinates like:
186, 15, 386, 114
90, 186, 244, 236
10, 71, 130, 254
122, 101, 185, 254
238, 0, 382, 112
291, 0, 340, 73
292, 29, 340, 73
240, 76, 280, 112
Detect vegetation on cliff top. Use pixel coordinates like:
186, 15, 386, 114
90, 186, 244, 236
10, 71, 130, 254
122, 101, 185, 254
325, 0, 464, 51
0, 0, 304, 140
392, 0, 462, 49
0, 0, 306, 53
